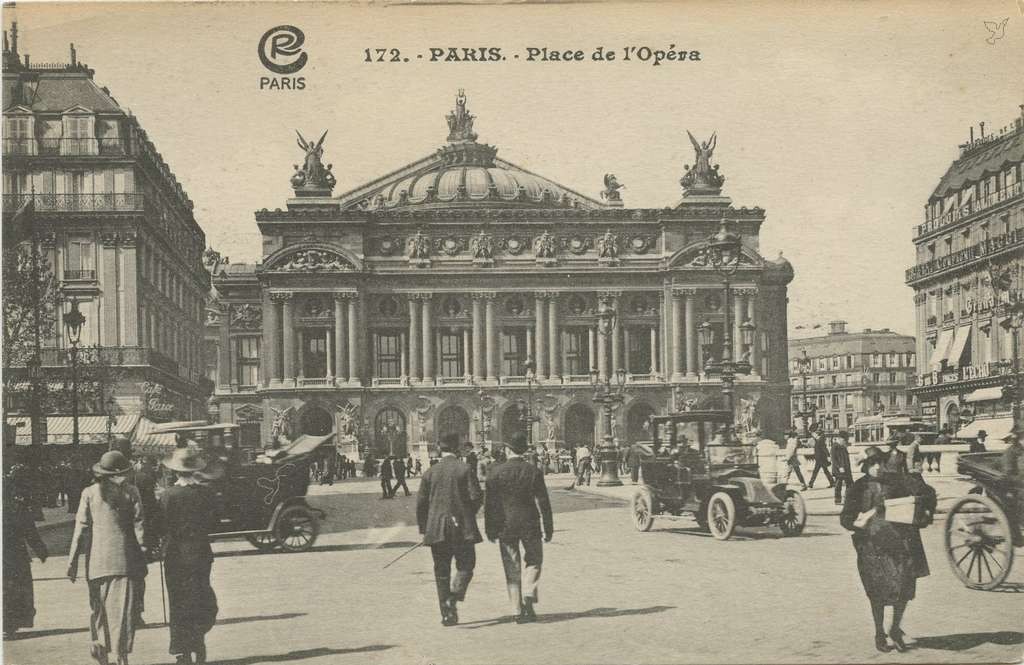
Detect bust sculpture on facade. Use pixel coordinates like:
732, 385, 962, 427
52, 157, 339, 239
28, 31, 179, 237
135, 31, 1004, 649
291, 130, 336, 194
596, 228, 619, 259
680, 130, 725, 196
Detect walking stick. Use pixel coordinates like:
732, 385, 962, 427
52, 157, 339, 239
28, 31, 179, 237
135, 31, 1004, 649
382, 541, 423, 569
158, 558, 167, 626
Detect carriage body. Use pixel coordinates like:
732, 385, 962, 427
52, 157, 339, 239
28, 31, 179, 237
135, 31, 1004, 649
631, 411, 806, 540
943, 452, 1023, 590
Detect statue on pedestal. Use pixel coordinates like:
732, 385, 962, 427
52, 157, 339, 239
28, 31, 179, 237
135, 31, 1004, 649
291, 130, 336, 193
600, 174, 625, 202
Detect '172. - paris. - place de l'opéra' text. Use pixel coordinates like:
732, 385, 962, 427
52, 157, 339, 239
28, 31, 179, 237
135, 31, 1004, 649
362, 45, 702, 66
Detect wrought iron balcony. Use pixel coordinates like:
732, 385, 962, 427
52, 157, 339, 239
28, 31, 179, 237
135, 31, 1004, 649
2, 193, 144, 213
2, 137, 128, 157
62, 269, 97, 281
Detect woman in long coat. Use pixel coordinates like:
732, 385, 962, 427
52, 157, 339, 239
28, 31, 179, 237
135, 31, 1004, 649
67, 451, 147, 665
3, 466, 49, 639
840, 445, 934, 653
160, 448, 219, 665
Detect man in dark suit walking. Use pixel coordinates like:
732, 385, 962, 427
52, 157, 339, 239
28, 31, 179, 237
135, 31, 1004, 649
380, 455, 395, 499
484, 433, 554, 623
390, 456, 410, 497
416, 434, 483, 626
830, 430, 854, 505
808, 425, 834, 489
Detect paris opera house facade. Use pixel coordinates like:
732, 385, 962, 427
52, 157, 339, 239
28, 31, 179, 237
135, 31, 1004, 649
204, 92, 795, 460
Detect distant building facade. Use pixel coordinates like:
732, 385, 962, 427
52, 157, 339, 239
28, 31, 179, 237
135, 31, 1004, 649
205, 92, 797, 460
906, 106, 1024, 438
2, 27, 211, 439
788, 321, 917, 431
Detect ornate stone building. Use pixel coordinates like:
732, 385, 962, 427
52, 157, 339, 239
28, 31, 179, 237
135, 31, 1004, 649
207, 92, 795, 460
907, 105, 1024, 440
2, 27, 211, 437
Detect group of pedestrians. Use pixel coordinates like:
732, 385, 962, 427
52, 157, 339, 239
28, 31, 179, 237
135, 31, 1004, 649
60, 448, 218, 665
379, 455, 413, 498
417, 432, 553, 626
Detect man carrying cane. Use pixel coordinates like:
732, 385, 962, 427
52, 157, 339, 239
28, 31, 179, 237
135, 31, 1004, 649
416, 434, 482, 626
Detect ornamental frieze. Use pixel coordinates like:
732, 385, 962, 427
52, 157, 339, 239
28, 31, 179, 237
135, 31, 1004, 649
229, 303, 263, 329
271, 249, 353, 272
255, 204, 764, 222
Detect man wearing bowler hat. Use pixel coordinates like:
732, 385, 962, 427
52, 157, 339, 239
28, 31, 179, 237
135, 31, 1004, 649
485, 432, 553, 623
831, 430, 854, 505
416, 433, 482, 626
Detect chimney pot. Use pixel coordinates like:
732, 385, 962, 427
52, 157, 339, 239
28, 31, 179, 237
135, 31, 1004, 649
829, 320, 847, 335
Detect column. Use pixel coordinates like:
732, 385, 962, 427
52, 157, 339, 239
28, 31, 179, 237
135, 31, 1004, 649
485, 295, 496, 380
334, 295, 347, 382
400, 333, 407, 378
408, 297, 420, 381
597, 324, 608, 382
102, 236, 119, 345
611, 295, 621, 376
671, 290, 684, 380
685, 290, 697, 377
217, 304, 231, 388
297, 330, 305, 379
472, 296, 484, 382
325, 322, 334, 380
347, 297, 359, 383
534, 294, 547, 379
623, 327, 632, 373
462, 328, 471, 377
121, 239, 139, 345
526, 329, 533, 364
733, 290, 745, 363
650, 327, 659, 374
589, 327, 597, 373
281, 293, 295, 382
747, 293, 760, 377
421, 294, 434, 383
548, 296, 560, 380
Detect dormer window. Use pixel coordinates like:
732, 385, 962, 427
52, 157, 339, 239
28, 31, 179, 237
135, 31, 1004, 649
3, 113, 35, 155
62, 109, 96, 156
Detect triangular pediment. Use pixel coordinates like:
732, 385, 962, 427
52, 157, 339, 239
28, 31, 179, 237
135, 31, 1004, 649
61, 104, 94, 115
5, 104, 33, 115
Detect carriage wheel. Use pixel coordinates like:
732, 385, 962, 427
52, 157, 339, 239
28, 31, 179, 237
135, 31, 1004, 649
275, 505, 320, 553
631, 488, 655, 532
245, 532, 279, 552
707, 492, 737, 541
944, 494, 1014, 590
779, 490, 807, 537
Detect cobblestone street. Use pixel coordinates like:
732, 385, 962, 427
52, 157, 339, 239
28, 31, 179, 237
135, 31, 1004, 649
6, 477, 1023, 665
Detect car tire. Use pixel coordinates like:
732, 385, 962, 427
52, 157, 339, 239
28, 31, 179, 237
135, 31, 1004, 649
779, 490, 807, 536
632, 488, 655, 532
245, 532, 279, 552
707, 492, 737, 540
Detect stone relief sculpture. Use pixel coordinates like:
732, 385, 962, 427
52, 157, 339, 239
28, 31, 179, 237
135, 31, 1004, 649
738, 397, 760, 434
596, 229, 619, 259
407, 231, 432, 260
533, 231, 556, 259
269, 406, 295, 445
469, 229, 494, 259
229, 303, 262, 329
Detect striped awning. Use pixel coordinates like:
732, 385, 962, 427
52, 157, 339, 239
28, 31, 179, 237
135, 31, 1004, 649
929, 328, 955, 369
131, 417, 178, 455
5, 415, 140, 445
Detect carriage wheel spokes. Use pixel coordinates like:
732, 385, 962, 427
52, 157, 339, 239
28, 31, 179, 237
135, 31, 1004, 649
944, 494, 1014, 591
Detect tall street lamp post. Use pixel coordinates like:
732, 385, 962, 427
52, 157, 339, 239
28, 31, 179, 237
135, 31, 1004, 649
522, 358, 539, 448
988, 262, 1024, 432
697, 221, 756, 444
63, 300, 86, 446
794, 350, 817, 435
591, 298, 627, 486
105, 396, 116, 451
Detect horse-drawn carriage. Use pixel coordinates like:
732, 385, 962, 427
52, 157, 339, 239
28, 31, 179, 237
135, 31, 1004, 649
631, 411, 806, 540
943, 451, 1022, 590
153, 422, 331, 553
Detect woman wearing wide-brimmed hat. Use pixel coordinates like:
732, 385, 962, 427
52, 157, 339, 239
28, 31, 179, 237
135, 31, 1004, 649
840, 445, 934, 653
160, 447, 219, 665
67, 451, 147, 665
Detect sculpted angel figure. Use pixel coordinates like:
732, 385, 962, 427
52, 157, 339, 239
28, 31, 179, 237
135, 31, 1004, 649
596, 228, 619, 258
293, 130, 335, 190
687, 130, 716, 174
600, 173, 625, 202
469, 229, 494, 259
270, 406, 295, 444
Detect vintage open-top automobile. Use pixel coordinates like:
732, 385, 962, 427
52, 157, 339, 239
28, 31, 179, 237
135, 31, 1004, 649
943, 451, 1022, 590
631, 410, 806, 540
153, 422, 330, 553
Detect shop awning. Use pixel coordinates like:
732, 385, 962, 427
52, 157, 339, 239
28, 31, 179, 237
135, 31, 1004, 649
280, 433, 335, 458
946, 325, 972, 367
131, 417, 178, 455
930, 328, 955, 368
964, 387, 1005, 403
956, 417, 1014, 442
5, 415, 140, 445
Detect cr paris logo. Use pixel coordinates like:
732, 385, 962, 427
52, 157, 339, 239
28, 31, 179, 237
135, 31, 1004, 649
258, 25, 308, 74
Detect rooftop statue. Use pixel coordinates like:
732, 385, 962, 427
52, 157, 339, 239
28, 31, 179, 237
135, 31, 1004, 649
291, 130, 336, 193
446, 89, 478, 143
680, 130, 725, 196
600, 173, 625, 202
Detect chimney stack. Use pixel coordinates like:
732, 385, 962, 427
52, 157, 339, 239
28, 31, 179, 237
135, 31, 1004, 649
828, 320, 847, 335
980, 121, 986, 138
970, 126, 974, 142
70, 42, 76, 65
10, 21, 18, 55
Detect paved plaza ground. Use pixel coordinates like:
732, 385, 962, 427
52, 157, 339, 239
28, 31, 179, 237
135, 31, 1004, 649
6, 475, 1023, 665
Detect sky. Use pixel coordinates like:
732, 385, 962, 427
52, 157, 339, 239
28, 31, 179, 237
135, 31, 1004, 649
5, 0, 1024, 338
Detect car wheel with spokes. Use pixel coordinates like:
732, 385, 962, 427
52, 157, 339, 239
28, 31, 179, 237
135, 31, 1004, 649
275, 505, 320, 553
779, 490, 806, 536
707, 492, 737, 540
632, 488, 655, 532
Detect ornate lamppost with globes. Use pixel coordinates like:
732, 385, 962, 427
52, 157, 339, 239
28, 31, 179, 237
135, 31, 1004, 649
697, 221, 757, 443
590, 299, 627, 486
63, 299, 86, 446
521, 358, 540, 449
794, 350, 817, 436
988, 262, 1024, 431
